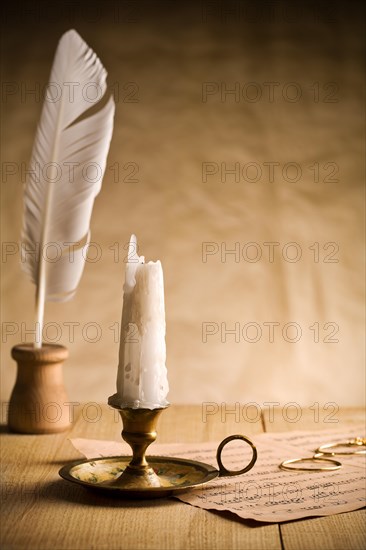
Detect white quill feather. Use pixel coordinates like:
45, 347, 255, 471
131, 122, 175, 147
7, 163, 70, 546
21, 29, 115, 347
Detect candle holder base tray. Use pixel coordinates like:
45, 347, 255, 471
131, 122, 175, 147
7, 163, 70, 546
59, 454, 219, 498
59, 403, 258, 498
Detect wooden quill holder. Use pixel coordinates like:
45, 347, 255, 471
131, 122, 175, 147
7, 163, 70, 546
8, 343, 71, 434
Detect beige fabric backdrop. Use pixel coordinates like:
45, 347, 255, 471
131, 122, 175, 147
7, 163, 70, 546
1, 1, 365, 409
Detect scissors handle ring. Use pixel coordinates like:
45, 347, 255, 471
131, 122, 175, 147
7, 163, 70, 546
316, 439, 366, 456
279, 456, 342, 472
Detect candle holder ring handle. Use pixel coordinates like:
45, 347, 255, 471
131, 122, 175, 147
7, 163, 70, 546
216, 435, 257, 477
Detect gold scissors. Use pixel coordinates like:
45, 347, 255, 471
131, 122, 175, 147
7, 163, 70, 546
279, 437, 366, 472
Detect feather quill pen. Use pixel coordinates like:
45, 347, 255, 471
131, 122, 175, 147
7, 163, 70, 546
22, 30, 115, 347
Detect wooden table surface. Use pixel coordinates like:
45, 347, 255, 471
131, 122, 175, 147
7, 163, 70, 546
1, 405, 365, 550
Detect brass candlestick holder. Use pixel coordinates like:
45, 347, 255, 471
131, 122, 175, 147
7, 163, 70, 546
110, 405, 167, 489
59, 401, 258, 498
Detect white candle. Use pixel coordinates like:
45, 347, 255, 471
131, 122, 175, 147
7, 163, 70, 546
109, 235, 169, 409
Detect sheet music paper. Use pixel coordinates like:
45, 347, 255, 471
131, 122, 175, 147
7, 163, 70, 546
70, 426, 366, 522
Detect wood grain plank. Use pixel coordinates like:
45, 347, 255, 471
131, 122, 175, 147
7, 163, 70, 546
280, 510, 366, 550
1, 404, 281, 550
262, 405, 365, 433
